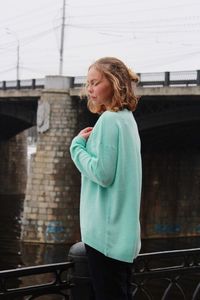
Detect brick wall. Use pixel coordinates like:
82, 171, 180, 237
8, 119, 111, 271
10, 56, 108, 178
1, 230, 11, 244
21, 86, 81, 244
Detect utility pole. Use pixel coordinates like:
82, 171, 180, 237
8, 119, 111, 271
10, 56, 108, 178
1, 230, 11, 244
16, 41, 20, 80
59, 0, 66, 75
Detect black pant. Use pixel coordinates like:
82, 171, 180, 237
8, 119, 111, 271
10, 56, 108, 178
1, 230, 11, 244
85, 244, 133, 300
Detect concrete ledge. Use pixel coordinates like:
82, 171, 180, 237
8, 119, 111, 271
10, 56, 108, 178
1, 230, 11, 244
137, 86, 200, 96
0, 89, 42, 99
70, 86, 200, 97
1, 84, 200, 99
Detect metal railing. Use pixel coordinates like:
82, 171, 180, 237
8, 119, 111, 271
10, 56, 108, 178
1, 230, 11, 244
74, 70, 200, 88
0, 70, 200, 90
0, 247, 200, 299
0, 79, 45, 90
0, 262, 73, 299
132, 248, 200, 299
138, 70, 200, 87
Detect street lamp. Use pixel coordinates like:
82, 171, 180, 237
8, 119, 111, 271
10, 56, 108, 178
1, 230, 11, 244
5, 28, 20, 80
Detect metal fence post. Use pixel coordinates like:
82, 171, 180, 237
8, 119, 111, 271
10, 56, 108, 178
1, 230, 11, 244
197, 70, 200, 86
17, 80, 20, 89
32, 79, 36, 89
164, 72, 170, 86
68, 242, 95, 300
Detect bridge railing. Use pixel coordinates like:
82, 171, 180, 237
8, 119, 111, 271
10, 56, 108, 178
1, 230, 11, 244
138, 70, 200, 87
0, 78, 45, 90
74, 70, 200, 88
0, 247, 200, 299
0, 70, 200, 90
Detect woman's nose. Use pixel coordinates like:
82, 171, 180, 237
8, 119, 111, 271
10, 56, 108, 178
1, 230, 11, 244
87, 85, 93, 94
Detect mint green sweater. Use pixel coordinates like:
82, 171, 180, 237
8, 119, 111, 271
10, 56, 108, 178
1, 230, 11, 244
70, 109, 142, 262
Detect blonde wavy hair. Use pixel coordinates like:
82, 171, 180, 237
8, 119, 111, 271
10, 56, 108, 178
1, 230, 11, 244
86, 57, 140, 113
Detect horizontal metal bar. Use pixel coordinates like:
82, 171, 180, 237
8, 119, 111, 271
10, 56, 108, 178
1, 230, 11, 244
0, 282, 71, 298
0, 262, 73, 278
134, 265, 200, 278
0, 261, 74, 299
138, 247, 200, 258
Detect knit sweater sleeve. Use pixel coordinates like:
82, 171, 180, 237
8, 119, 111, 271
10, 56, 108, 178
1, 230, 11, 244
70, 112, 118, 187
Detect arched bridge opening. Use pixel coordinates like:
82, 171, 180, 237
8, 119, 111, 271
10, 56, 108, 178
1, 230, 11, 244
0, 97, 38, 141
0, 96, 39, 205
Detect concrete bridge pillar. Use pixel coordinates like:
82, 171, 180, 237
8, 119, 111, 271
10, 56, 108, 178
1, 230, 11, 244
21, 76, 81, 244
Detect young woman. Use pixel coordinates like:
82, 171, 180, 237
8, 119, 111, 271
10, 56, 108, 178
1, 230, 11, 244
70, 57, 142, 300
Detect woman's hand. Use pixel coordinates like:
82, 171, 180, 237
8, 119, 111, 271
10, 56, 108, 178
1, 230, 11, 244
78, 127, 93, 140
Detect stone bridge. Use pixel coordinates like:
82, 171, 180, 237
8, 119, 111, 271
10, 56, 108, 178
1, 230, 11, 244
0, 71, 200, 244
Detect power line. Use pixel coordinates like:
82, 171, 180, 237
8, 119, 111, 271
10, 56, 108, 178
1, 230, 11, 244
0, 0, 57, 27
69, 0, 200, 9
0, 66, 16, 75
69, 2, 200, 19
137, 50, 200, 70
70, 19, 200, 30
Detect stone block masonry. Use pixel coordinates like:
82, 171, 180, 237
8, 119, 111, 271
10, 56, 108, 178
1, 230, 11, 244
21, 76, 81, 244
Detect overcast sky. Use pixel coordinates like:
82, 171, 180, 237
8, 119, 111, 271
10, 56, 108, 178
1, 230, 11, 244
0, 0, 200, 81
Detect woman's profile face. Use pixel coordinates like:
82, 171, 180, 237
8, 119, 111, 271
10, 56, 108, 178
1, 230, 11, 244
87, 67, 113, 108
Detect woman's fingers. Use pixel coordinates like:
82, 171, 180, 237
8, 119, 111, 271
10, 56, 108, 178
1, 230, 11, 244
78, 127, 93, 140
